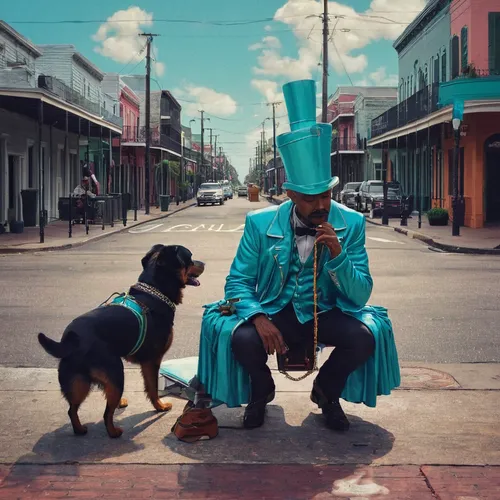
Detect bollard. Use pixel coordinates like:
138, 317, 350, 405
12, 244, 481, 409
68, 193, 73, 238
400, 196, 409, 227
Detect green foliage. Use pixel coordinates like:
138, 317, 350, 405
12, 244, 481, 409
169, 161, 180, 177
427, 207, 449, 219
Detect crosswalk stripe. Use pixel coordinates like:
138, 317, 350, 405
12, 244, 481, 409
367, 236, 405, 244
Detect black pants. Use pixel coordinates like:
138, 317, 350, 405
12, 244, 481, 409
231, 304, 375, 402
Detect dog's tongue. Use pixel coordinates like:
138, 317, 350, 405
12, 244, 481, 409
187, 277, 200, 287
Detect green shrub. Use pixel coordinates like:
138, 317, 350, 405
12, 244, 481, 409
427, 207, 448, 219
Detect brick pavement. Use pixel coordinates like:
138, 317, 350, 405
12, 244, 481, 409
0, 464, 498, 499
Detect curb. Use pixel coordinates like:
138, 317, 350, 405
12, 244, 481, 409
0, 202, 196, 255
365, 217, 500, 255
267, 196, 288, 205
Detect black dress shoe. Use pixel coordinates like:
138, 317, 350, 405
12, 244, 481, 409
310, 380, 350, 432
243, 390, 275, 429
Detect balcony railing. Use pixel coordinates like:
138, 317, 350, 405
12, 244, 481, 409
121, 125, 182, 155
328, 102, 355, 122
37, 75, 123, 129
371, 83, 439, 139
332, 136, 365, 153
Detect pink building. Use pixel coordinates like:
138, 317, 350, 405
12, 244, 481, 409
450, 0, 500, 76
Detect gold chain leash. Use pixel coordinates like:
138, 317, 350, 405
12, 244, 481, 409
280, 241, 319, 382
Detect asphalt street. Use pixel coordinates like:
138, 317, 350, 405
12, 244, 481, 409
1, 197, 499, 368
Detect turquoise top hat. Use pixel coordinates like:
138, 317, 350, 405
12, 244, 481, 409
276, 79, 339, 195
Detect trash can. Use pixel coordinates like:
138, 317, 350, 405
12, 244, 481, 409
160, 195, 171, 212
21, 188, 38, 227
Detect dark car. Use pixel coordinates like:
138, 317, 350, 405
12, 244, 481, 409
339, 182, 362, 208
356, 180, 403, 217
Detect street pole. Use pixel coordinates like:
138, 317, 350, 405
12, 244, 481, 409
213, 135, 218, 181
452, 127, 461, 237
139, 33, 158, 215
209, 128, 213, 181
322, 0, 329, 123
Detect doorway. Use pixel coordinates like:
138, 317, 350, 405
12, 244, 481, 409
485, 134, 500, 223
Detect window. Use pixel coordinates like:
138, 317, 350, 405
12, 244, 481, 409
461, 26, 468, 71
441, 49, 447, 82
489, 12, 500, 74
434, 55, 440, 83
374, 163, 382, 180
451, 35, 460, 79
28, 145, 34, 187
424, 64, 428, 86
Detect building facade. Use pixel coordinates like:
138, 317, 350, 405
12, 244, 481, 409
0, 22, 121, 230
368, 0, 500, 228
326, 86, 397, 190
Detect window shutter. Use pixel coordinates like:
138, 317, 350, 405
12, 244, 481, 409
489, 12, 500, 74
461, 27, 468, 71
451, 36, 460, 79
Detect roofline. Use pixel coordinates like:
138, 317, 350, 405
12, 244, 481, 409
162, 90, 181, 109
0, 21, 42, 57
37, 44, 105, 81
393, 0, 449, 51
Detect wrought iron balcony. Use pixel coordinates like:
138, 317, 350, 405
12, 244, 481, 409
371, 83, 439, 139
331, 136, 365, 153
37, 75, 123, 128
121, 125, 182, 155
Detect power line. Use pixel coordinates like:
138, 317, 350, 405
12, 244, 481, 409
6, 12, 418, 26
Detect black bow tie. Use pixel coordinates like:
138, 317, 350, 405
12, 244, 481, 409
295, 226, 317, 237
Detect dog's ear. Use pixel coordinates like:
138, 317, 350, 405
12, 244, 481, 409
156, 245, 193, 270
141, 244, 164, 269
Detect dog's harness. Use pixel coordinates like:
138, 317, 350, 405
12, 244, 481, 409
100, 283, 176, 357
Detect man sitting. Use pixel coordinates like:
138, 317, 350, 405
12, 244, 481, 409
195, 79, 400, 433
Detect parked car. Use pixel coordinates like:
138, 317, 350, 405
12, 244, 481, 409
197, 182, 224, 206
223, 184, 233, 200
339, 182, 362, 208
356, 180, 403, 217
237, 185, 248, 197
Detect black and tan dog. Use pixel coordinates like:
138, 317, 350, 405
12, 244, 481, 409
38, 244, 204, 438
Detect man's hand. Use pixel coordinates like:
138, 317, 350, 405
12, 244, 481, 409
252, 314, 287, 355
316, 222, 342, 258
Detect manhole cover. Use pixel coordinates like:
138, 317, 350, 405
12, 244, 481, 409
399, 367, 460, 389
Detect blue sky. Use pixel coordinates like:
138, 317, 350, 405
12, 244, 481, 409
3, 0, 425, 179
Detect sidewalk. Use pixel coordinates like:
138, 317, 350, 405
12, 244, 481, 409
0, 201, 196, 254
268, 196, 500, 255
0, 362, 498, 498
366, 215, 500, 255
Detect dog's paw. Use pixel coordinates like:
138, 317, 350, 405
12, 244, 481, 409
119, 398, 129, 409
154, 401, 173, 412
73, 425, 88, 436
107, 426, 123, 439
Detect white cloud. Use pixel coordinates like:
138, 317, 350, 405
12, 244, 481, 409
249, 36, 282, 51
93, 6, 166, 76
250, 0, 426, 80
173, 85, 238, 117
369, 66, 399, 86
354, 66, 398, 86
264, 25, 273, 32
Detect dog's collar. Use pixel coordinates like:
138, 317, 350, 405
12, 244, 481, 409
131, 282, 176, 312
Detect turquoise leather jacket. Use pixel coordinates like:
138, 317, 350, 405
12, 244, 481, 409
224, 200, 373, 321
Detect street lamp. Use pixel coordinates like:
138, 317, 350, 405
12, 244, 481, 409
452, 117, 461, 237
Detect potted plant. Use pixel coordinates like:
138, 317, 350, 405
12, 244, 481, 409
426, 207, 449, 226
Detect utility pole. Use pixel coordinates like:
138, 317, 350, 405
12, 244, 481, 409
267, 101, 281, 194
208, 128, 213, 181
322, 0, 329, 123
199, 111, 205, 182
213, 134, 218, 180
139, 32, 159, 214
